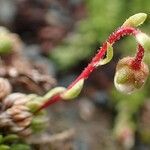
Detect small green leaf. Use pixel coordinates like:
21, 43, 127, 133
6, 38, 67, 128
62, 79, 84, 100
43, 87, 66, 100
97, 42, 113, 66
31, 116, 47, 132
122, 13, 147, 27
3, 134, 19, 143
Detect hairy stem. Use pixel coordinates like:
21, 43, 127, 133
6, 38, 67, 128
131, 44, 144, 70
69, 27, 139, 89
37, 26, 144, 112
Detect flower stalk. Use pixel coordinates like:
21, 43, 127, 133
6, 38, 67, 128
37, 13, 150, 112
131, 44, 144, 70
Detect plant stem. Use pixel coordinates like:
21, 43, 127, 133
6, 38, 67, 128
131, 44, 144, 70
37, 26, 144, 112
69, 27, 140, 88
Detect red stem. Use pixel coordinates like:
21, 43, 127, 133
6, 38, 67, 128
37, 26, 143, 111
36, 94, 61, 112
68, 27, 138, 88
131, 44, 144, 70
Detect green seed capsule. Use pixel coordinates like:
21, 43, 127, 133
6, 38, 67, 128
114, 57, 149, 94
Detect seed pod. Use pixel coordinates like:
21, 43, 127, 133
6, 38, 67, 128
114, 57, 149, 94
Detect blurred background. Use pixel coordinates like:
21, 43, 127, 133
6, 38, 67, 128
0, 0, 150, 149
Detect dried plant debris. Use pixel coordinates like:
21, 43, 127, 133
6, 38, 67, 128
0, 27, 56, 94
0, 90, 47, 136
0, 82, 48, 149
